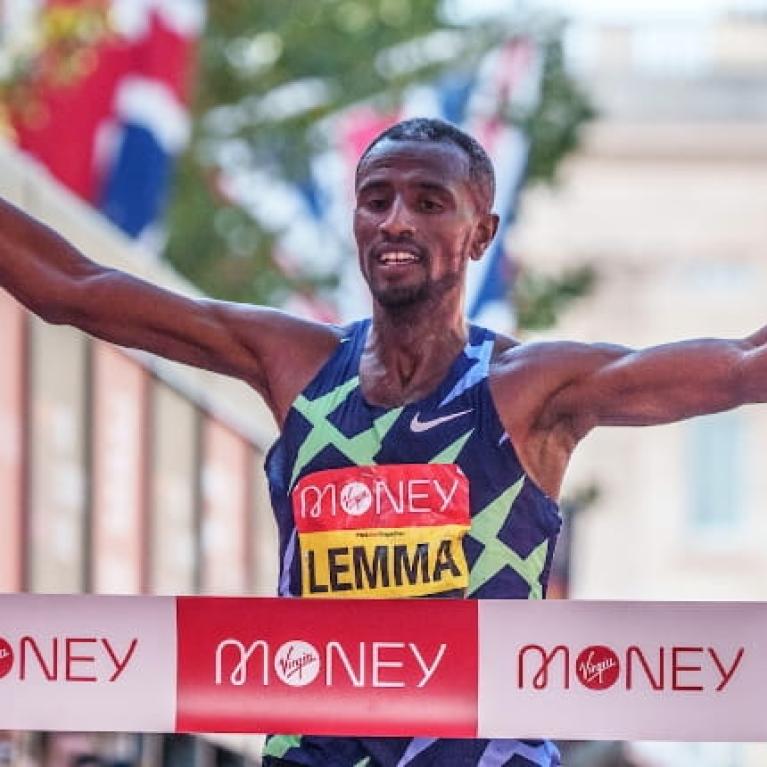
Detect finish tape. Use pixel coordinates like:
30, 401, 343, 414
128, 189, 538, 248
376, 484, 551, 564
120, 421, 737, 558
0, 595, 763, 740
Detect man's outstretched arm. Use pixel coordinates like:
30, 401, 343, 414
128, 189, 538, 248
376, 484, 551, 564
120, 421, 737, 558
0, 197, 340, 423
488, 329, 766, 499
509, 327, 767, 441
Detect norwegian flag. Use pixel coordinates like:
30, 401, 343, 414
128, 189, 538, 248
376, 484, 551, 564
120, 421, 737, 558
9, 0, 205, 245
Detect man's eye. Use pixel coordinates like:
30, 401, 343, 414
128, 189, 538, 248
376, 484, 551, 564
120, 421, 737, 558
365, 198, 388, 211
419, 198, 442, 212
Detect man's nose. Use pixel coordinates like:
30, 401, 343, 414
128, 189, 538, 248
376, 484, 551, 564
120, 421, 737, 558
379, 197, 414, 238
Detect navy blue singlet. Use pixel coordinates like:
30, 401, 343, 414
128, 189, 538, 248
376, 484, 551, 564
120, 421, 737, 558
263, 320, 562, 767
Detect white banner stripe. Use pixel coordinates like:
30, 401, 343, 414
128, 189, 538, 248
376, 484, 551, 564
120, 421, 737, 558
478, 600, 767, 741
0, 594, 176, 732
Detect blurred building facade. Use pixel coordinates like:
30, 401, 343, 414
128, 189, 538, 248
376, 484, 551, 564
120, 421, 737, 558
0, 146, 279, 766
515, 10, 767, 767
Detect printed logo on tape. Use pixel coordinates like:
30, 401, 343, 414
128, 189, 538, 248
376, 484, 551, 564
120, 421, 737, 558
576, 646, 620, 690
0, 634, 137, 683
215, 636, 447, 689
0, 638, 13, 680
177, 598, 480, 738
517, 642, 744, 693
274, 641, 321, 687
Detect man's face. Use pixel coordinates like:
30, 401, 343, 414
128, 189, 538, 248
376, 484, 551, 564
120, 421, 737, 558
353, 139, 496, 311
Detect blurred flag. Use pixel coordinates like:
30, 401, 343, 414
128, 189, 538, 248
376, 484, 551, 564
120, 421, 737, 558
6, 0, 205, 247
253, 36, 544, 330
462, 37, 543, 332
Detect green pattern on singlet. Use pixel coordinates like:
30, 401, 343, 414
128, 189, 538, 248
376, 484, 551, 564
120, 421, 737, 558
290, 379, 549, 600
290, 378, 474, 484
428, 429, 474, 464
263, 735, 303, 758
289, 378, 402, 488
467, 476, 550, 598
266, 735, 386, 762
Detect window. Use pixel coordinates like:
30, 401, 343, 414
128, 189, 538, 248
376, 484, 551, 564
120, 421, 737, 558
686, 410, 745, 532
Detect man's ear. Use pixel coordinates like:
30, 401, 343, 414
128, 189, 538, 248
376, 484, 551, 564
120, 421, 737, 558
470, 213, 500, 261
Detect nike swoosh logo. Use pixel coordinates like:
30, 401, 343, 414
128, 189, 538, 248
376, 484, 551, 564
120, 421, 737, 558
410, 408, 473, 433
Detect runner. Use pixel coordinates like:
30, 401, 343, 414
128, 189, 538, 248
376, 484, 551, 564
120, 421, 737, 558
1, 117, 765, 766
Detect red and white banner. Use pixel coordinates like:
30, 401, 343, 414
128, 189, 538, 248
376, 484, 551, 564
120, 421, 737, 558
478, 600, 761, 741
0, 595, 765, 740
0, 595, 175, 732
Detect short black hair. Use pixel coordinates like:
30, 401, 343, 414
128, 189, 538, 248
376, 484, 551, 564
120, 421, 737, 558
356, 117, 495, 210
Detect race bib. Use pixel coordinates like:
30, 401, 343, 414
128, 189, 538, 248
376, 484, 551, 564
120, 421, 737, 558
291, 464, 470, 598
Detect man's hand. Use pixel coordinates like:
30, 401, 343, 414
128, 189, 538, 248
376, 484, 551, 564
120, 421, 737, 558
0, 197, 340, 424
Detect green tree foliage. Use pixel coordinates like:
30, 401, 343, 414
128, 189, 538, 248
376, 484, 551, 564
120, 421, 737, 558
515, 265, 598, 332
164, 0, 596, 325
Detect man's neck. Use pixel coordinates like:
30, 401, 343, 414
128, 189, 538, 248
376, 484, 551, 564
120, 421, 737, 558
361, 301, 468, 406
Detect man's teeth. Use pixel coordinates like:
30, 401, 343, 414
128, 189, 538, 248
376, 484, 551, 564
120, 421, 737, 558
379, 251, 418, 264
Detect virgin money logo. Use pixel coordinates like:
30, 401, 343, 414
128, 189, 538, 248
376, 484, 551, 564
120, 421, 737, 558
339, 482, 372, 516
215, 638, 447, 689
0, 638, 13, 679
0, 635, 137, 683
292, 464, 468, 531
518, 643, 744, 693
576, 646, 620, 690
274, 641, 320, 686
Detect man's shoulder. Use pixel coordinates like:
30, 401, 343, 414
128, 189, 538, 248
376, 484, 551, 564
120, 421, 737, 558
489, 335, 594, 369
488, 330, 519, 359
483, 327, 537, 369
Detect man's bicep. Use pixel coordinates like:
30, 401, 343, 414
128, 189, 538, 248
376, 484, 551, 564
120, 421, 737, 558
70, 271, 335, 404
66, 272, 255, 377
495, 341, 630, 439
554, 338, 745, 433
1, 197, 336, 406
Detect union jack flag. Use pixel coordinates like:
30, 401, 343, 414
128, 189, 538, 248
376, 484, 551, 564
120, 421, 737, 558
6, 0, 205, 247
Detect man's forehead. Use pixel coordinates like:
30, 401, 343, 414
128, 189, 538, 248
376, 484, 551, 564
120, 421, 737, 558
356, 139, 471, 185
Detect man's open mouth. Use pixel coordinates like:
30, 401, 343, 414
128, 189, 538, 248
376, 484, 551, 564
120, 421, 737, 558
377, 251, 421, 265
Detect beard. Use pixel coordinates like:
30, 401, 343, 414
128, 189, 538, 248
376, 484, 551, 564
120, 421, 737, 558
370, 271, 462, 313
371, 282, 428, 309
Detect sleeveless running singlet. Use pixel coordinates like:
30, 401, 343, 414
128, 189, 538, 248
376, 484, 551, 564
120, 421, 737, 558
263, 320, 562, 767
